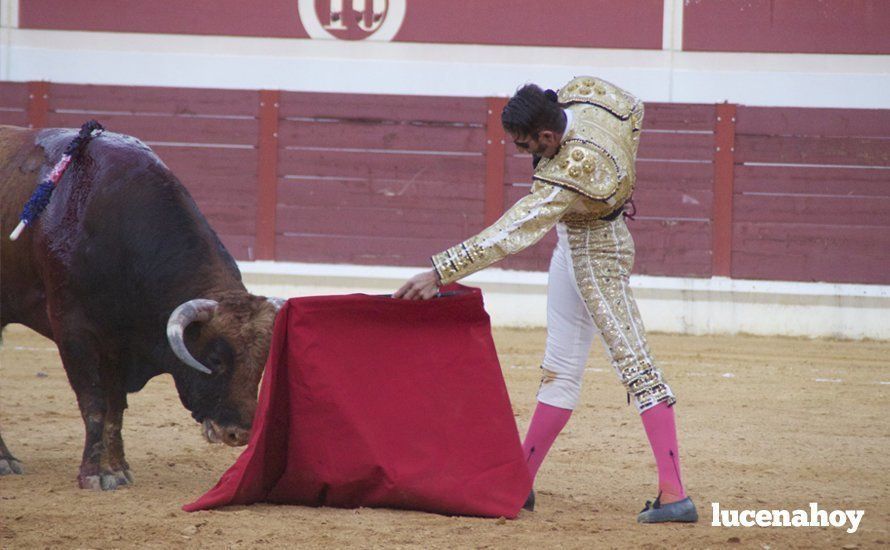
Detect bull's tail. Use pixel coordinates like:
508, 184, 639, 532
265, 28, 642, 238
9, 120, 105, 241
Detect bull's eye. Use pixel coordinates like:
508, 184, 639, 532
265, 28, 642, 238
205, 352, 223, 372
203, 338, 235, 375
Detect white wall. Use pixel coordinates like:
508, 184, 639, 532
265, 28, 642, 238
240, 262, 890, 340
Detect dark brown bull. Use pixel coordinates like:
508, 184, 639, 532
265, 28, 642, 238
0, 125, 279, 490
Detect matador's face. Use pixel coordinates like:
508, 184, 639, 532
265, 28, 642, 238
510, 130, 563, 159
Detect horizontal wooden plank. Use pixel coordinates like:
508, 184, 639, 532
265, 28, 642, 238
636, 161, 714, 192
630, 219, 713, 278
504, 153, 535, 183
46, 112, 258, 146
275, 234, 457, 266
735, 135, 890, 167
277, 205, 483, 240
48, 83, 259, 117
278, 150, 485, 186
150, 146, 257, 196
630, 188, 713, 219
279, 92, 487, 125
152, 147, 258, 208
731, 250, 889, 284
0, 82, 28, 109
732, 223, 890, 284
278, 118, 485, 153
734, 165, 890, 197
187, 187, 258, 208
732, 222, 890, 259
643, 103, 715, 132
638, 131, 714, 161
737, 106, 890, 138
217, 234, 256, 262
0, 111, 29, 127
277, 179, 483, 211
193, 201, 256, 235
733, 194, 890, 226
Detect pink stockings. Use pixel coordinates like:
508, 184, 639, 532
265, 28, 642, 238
640, 402, 686, 502
521, 402, 572, 481
522, 400, 686, 502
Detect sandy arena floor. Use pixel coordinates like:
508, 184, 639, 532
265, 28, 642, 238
1, 324, 888, 549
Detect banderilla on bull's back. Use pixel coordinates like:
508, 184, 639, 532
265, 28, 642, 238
9, 120, 104, 241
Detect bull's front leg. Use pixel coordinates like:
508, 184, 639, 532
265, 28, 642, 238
57, 333, 133, 490
0, 431, 24, 475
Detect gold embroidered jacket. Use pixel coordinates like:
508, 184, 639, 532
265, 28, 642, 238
432, 76, 643, 285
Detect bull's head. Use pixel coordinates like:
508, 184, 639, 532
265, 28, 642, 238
166, 292, 282, 446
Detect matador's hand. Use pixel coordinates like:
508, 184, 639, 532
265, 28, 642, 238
394, 269, 440, 300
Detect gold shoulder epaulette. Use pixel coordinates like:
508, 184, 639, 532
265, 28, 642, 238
558, 76, 641, 121
533, 140, 622, 201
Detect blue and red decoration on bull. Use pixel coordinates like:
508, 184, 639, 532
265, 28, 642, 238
9, 120, 105, 241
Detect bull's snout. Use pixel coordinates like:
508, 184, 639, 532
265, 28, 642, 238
202, 420, 250, 446
221, 425, 250, 447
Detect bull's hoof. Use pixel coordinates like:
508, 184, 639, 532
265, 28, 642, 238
0, 457, 24, 475
79, 469, 134, 490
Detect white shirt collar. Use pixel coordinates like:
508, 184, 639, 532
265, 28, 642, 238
562, 108, 574, 141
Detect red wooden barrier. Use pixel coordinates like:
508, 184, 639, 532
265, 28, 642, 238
256, 90, 280, 260
2, 81, 888, 285
484, 97, 508, 226
0, 82, 28, 127
273, 91, 487, 266
38, 83, 259, 260
712, 103, 737, 277
27, 81, 49, 129
730, 105, 890, 284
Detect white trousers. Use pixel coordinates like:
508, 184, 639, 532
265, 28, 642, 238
536, 217, 674, 413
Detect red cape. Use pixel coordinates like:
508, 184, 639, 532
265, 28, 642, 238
183, 286, 532, 518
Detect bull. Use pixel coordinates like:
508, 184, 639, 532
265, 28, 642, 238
0, 125, 280, 490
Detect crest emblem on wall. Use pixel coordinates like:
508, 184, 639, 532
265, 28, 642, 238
298, 0, 407, 41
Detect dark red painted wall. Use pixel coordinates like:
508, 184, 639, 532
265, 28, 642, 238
19, 0, 663, 49
392, 0, 663, 49
3, 81, 888, 284
21, 0, 890, 54
20, 0, 307, 38
684, 0, 890, 55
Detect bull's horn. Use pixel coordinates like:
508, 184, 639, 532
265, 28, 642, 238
166, 299, 219, 374
267, 297, 287, 311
